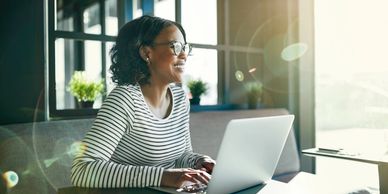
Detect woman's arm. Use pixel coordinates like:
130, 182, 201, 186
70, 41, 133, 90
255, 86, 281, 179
174, 94, 215, 170
174, 128, 206, 168
71, 88, 164, 188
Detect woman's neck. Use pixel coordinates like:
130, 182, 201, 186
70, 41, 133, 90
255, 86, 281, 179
140, 82, 172, 118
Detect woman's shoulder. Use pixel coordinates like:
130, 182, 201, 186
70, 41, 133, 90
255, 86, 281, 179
108, 84, 142, 99
169, 84, 186, 95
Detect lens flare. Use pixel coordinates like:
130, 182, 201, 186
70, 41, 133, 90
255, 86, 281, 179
248, 68, 257, 73
69, 141, 87, 157
235, 71, 244, 82
2, 171, 18, 189
43, 140, 87, 168
281, 42, 308, 62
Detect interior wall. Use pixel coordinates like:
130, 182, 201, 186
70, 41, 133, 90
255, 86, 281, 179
0, 0, 45, 124
225, 0, 298, 108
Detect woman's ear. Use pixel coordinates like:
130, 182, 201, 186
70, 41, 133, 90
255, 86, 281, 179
139, 46, 151, 63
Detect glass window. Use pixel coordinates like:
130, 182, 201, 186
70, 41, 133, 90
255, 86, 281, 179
133, 0, 143, 18
84, 40, 103, 107
84, 41, 102, 82
181, 0, 218, 106
83, 3, 101, 34
183, 48, 218, 105
55, 38, 76, 110
154, 0, 175, 21
181, 0, 217, 45
105, 0, 118, 36
50, 0, 222, 117
51, 0, 117, 116
55, 39, 104, 110
315, 0, 388, 189
56, 10, 74, 31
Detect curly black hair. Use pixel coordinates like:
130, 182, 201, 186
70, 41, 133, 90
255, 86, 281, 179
110, 15, 187, 86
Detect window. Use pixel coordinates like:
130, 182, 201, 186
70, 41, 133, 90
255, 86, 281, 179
181, 0, 218, 105
49, 0, 221, 118
49, 0, 117, 117
154, 0, 175, 21
314, 0, 388, 189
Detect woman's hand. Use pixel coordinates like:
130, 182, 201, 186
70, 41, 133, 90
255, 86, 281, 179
194, 157, 216, 174
161, 168, 211, 188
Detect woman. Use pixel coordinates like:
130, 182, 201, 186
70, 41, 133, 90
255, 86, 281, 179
71, 15, 216, 189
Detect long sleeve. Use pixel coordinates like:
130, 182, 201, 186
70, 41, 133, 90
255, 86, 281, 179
174, 95, 208, 168
174, 127, 206, 168
71, 88, 164, 188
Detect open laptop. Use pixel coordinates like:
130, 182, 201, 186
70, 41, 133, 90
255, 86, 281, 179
150, 115, 294, 194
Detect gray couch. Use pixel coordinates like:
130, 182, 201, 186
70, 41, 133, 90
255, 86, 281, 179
0, 108, 299, 194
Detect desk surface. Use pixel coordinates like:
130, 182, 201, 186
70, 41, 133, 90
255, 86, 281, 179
58, 187, 161, 194
58, 172, 379, 194
302, 148, 384, 164
57, 179, 300, 194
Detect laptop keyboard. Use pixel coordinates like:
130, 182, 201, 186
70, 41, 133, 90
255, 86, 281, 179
176, 183, 208, 193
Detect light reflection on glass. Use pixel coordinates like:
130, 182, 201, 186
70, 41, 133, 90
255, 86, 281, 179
235, 70, 244, 82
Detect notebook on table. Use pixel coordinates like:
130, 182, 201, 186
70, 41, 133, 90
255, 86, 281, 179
150, 115, 295, 194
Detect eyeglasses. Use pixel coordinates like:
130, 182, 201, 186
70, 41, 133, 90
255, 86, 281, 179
151, 41, 193, 56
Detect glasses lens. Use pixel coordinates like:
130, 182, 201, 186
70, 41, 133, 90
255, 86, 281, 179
172, 42, 182, 55
184, 44, 192, 55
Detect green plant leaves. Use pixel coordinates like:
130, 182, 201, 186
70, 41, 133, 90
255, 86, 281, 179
67, 71, 105, 102
187, 79, 208, 97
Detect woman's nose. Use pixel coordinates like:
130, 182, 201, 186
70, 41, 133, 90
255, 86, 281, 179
178, 52, 188, 60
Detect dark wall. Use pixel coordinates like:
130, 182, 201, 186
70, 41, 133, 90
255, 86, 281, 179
0, 0, 45, 124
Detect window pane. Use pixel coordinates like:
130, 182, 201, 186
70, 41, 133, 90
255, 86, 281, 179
181, 0, 217, 45
183, 48, 218, 105
56, 9, 74, 31
133, 0, 143, 18
315, 0, 388, 189
105, 0, 118, 36
84, 40, 103, 108
154, 0, 175, 21
83, 3, 101, 34
55, 39, 104, 110
55, 38, 76, 109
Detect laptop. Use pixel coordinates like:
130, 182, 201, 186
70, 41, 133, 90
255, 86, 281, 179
150, 115, 295, 194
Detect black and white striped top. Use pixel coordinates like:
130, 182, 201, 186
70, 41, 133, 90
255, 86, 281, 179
71, 84, 205, 188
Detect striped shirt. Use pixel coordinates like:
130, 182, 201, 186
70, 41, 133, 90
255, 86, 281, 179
71, 84, 205, 188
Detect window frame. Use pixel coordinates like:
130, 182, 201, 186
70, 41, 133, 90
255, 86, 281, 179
48, 0, 117, 118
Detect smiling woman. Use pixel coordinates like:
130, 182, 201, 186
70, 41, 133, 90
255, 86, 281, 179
71, 15, 216, 189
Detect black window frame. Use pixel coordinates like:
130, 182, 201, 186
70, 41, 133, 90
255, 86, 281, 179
48, 0, 117, 118
48, 0, 227, 119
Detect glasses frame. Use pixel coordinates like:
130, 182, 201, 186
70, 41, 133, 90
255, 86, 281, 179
151, 41, 193, 56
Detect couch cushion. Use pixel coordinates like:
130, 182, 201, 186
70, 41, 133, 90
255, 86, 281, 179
0, 118, 94, 193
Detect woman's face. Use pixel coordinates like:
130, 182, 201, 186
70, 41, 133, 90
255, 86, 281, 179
147, 25, 187, 84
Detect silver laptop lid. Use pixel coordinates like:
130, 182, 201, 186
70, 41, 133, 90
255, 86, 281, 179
206, 115, 294, 194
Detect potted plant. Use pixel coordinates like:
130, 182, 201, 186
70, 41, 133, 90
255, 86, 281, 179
67, 71, 105, 108
187, 79, 208, 105
245, 81, 263, 109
